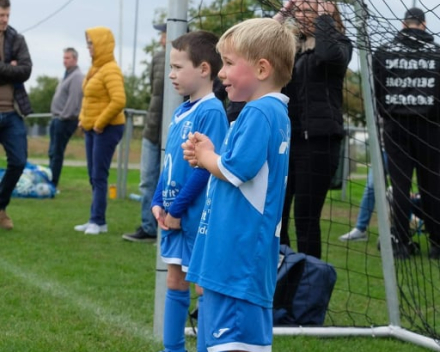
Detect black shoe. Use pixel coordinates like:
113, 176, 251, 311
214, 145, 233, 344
429, 245, 440, 260
122, 226, 157, 243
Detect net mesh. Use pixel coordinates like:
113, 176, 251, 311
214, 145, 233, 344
186, 0, 440, 342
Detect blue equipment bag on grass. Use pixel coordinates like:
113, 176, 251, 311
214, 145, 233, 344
0, 162, 56, 199
273, 245, 337, 326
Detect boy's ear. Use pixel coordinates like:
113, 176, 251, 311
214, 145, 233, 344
256, 58, 272, 81
200, 61, 211, 77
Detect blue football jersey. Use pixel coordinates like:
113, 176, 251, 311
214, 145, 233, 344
186, 93, 291, 308
159, 93, 228, 241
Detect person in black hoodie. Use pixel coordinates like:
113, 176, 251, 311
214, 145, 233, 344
274, 0, 352, 259
373, 8, 440, 260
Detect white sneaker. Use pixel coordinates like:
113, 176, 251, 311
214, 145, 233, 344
74, 222, 91, 232
84, 223, 108, 235
74, 222, 108, 234
339, 228, 367, 242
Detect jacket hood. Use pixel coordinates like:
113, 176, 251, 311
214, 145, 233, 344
396, 28, 434, 48
86, 26, 115, 67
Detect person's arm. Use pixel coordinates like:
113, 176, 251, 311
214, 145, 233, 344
167, 168, 211, 218
94, 64, 126, 131
0, 34, 32, 84
60, 72, 84, 119
314, 14, 352, 66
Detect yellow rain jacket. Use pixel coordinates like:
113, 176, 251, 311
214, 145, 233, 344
79, 27, 126, 131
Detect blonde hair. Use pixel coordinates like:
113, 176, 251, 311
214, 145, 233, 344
217, 18, 296, 87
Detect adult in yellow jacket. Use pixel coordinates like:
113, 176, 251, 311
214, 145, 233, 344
74, 26, 126, 235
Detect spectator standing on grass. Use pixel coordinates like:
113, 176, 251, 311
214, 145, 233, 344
122, 23, 167, 242
183, 18, 294, 352
74, 27, 126, 235
339, 149, 388, 242
274, 0, 353, 259
151, 31, 228, 352
373, 8, 440, 260
0, 0, 32, 230
48, 47, 83, 189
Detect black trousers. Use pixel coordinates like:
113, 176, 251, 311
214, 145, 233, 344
280, 136, 341, 259
384, 117, 440, 246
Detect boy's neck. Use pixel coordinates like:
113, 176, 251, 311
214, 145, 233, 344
189, 81, 214, 102
248, 82, 282, 102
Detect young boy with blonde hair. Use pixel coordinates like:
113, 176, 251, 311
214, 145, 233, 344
151, 30, 228, 352
183, 18, 296, 352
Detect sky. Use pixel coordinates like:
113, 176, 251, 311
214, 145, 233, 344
8, 0, 440, 90
10, 0, 167, 89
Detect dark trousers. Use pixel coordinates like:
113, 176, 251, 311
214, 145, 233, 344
48, 118, 78, 187
0, 112, 27, 210
280, 136, 341, 259
85, 124, 124, 225
384, 118, 440, 246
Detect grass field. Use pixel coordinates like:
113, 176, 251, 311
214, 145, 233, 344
0, 136, 434, 351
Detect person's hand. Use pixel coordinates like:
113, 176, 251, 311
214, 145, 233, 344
182, 133, 198, 167
93, 126, 103, 134
164, 213, 181, 230
152, 205, 169, 230
274, 0, 296, 22
191, 132, 214, 169
317, 1, 335, 16
10, 60, 17, 66
78, 120, 82, 128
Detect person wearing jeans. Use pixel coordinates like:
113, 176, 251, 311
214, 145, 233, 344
74, 26, 126, 235
84, 125, 124, 228
0, 0, 33, 230
48, 47, 84, 188
339, 152, 388, 242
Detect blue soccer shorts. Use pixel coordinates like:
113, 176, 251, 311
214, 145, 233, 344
160, 228, 195, 272
203, 288, 273, 352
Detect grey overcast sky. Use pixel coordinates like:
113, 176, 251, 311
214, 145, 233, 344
10, 0, 167, 88
8, 0, 440, 89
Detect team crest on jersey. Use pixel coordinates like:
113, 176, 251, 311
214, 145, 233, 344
181, 121, 193, 139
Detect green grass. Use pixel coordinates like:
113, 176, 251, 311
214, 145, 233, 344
0, 159, 435, 351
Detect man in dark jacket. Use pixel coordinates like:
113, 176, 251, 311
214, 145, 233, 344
122, 23, 166, 242
0, 0, 32, 230
374, 8, 440, 260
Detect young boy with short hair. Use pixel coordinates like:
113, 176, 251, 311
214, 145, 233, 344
182, 18, 296, 352
151, 30, 228, 352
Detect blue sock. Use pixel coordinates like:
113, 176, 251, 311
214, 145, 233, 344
163, 288, 190, 352
196, 295, 208, 352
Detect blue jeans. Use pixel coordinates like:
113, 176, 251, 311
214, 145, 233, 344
356, 152, 388, 231
139, 137, 160, 235
85, 125, 124, 225
0, 112, 27, 210
48, 118, 78, 187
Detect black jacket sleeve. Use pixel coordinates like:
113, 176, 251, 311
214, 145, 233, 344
0, 33, 32, 84
314, 14, 352, 67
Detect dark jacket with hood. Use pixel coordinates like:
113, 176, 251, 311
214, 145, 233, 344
0, 26, 32, 116
373, 28, 440, 121
282, 14, 352, 140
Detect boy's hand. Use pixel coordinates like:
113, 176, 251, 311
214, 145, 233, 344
182, 133, 199, 167
191, 132, 214, 169
152, 205, 169, 230
164, 213, 181, 230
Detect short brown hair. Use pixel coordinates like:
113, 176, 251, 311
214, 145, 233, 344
0, 0, 10, 9
172, 31, 222, 81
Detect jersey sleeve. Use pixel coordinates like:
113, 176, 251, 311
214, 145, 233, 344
219, 106, 271, 187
